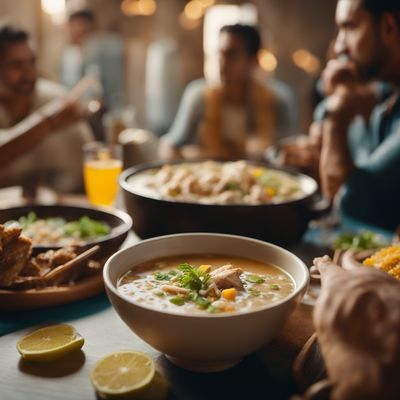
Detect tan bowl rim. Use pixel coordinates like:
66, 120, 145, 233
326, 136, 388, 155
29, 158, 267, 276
104, 233, 309, 319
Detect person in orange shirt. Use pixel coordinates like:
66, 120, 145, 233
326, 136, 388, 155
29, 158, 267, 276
159, 24, 293, 161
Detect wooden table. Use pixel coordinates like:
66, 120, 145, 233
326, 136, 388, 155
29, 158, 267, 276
0, 188, 318, 400
0, 298, 313, 400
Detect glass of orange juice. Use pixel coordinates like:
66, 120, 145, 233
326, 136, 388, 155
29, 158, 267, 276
83, 142, 122, 207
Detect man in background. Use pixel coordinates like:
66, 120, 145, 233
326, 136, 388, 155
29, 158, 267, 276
0, 25, 93, 193
159, 24, 294, 161
283, 0, 400, 230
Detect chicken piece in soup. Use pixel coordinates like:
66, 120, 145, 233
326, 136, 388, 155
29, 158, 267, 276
117, 255, 295, 314
127, 160, 304, 205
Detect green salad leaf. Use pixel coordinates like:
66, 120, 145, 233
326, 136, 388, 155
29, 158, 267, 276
63, 216, 110, 239
333, 231, 389, 251
5, 213, 111, 241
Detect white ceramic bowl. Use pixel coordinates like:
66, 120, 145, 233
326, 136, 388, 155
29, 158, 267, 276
104, 233, 309, 372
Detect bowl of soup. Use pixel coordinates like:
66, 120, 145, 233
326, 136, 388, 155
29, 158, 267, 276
120, 160, 329, 244
104, 233, 309, 372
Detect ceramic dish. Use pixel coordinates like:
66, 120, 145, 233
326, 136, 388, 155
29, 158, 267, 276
0, 204, 132, 310
104, 233, 309, 372
0, 203, 132, 258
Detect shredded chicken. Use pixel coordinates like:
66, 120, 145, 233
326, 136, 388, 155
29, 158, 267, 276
134, 160, 303, 205
161, 284, 190, 296
210, 264, 244, 290
199, 281, 221, 299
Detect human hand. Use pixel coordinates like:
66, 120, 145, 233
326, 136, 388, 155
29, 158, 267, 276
40, 98, 83, 131
278, 128, 322, 178
321, 58, 359, 95
158, 136, 182, 160
322, 59, 379, 123
312, 255, 400, 400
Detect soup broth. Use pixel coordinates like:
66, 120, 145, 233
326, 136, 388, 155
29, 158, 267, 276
117, 255, 295, 315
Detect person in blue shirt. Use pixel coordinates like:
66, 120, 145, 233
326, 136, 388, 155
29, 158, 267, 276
283, 0, 400, 231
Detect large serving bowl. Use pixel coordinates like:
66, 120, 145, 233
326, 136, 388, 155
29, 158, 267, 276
104, 233, 309, 372
119, 160, 327, 244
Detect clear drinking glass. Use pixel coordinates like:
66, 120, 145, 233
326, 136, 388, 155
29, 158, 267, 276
83, 142, 122, 207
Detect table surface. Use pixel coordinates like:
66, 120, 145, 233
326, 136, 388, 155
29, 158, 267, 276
0, 226, 316, 400
0, 298, 314, 400
0, 188, 391, 400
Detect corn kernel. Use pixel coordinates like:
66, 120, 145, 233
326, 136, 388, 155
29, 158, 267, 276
198, 265, 211, 273
252, 168, 263, 178
221, 288, 236, 301
265, 187, 277, 197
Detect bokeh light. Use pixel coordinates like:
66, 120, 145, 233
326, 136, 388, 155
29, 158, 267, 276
258, 49, 278, 72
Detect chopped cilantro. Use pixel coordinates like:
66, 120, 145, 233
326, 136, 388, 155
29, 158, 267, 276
226, 181, 240, 191
169, 297, 185, 306
249, 288, 261, 297
269, 284, 280, 290
206, 305, 219, 313
154, 272, 172, 281
246, 275, 265, 284
177, 263, 210, 291
190, 292, 211, 309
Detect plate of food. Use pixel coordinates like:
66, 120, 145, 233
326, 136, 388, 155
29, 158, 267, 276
0, 204, 132, 256
0, 204, 132, 310
310, 230, 400, 281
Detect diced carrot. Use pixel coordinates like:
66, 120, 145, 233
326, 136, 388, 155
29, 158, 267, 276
198, 265, 211, 273
221, 288, 236, 301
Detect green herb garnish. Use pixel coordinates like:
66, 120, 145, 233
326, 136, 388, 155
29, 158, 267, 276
169, 297, 185, 306
269, 284, 280, 290
249, 288, 261, 297
206, 305, 218, 313
154, 272, 172, 281
177, 263, 211, 291
258, 171, 280, 189
246, 275, 265, 284
226, 181, 240, 191
190, 292, 211, 309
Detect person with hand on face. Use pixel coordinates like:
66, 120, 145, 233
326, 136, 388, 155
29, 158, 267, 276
283, 0, 400, 230
320, 0, 400, 230
159, 24, 291, 161
0, 25, 93, 193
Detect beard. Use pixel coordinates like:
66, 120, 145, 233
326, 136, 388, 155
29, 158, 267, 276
357, 58, 384, 82
13, 80, 36, 95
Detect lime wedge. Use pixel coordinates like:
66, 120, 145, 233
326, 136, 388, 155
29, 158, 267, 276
16, 324, 84, 362
91, 350, 156, 399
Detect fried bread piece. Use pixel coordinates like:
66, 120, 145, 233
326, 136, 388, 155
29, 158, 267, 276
0, 230, 32, 286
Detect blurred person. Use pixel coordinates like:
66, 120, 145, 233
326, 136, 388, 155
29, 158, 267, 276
159, 24, 293, 161
282, 0, 400, 230
0, 25, 93, 193
60, 10, 95, 89
60, 10, 124, 112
